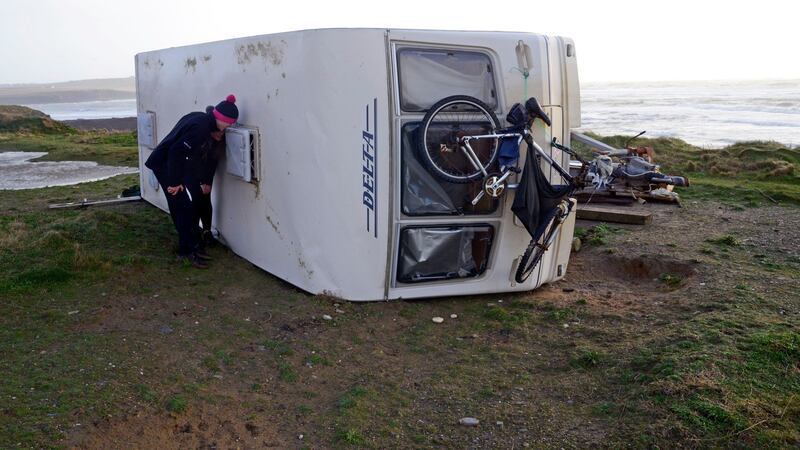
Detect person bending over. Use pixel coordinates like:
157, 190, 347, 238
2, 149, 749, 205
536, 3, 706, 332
145, 95, 239, 268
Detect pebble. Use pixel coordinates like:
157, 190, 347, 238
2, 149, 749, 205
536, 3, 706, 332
450, 314, 458, 319
563, 323, 569, 328
336, 309, 345, 314
432, 317, 444, 324
458, 417, 480, 426
322, 315, 333, 321
496, 421, 504, 427
298, 434, 304, 440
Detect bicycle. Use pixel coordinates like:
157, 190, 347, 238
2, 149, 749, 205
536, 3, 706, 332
416, 95, 582, 283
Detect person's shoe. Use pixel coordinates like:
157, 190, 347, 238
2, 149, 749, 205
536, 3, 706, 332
194, 249, 213, 261
177, 254, 209, 269
202, 230, 218, 247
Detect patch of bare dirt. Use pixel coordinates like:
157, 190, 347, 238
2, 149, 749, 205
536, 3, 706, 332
69, 403, 283, 450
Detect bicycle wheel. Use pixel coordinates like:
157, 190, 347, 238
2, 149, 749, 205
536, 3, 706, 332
417, 95, 501, 184
515, 213, 562, 284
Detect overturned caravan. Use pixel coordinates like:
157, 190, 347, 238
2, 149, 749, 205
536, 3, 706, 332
135, 28, 582, 301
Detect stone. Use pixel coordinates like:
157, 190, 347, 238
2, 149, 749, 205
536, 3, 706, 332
458, 417, 479, 426
322, 314, 333, 321
432, 317, 444, 324
450, 314, 458, 319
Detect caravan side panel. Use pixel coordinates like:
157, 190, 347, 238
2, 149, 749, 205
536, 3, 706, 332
136, 29, 392, 300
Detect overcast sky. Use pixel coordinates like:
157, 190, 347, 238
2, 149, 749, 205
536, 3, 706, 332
1, 0, 798, 84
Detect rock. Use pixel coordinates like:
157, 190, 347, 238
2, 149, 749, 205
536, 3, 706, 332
562, 323, 569, 328
450, 314, 458, 319
496, 421, 504, 427
432, 317, 444, 324
335, 309, 345, 314
322, 314, 333, 321
572, 237, 582, 252
458, 417, 479, 426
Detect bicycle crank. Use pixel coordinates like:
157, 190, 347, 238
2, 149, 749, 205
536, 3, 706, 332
483, 174, 507, 198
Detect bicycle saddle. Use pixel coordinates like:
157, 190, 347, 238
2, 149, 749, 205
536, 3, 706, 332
525, 97, 551, 127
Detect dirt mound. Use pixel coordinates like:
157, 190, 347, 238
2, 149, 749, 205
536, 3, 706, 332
0, 105, 74, 133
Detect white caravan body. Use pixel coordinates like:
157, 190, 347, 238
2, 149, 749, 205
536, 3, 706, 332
135, 28, 581, 301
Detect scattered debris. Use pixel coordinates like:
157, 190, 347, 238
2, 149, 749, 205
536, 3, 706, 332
458, 417, 480, 426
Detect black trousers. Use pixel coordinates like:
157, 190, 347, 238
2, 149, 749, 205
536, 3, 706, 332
187, 183, 213, 232
153, 169, 198, 256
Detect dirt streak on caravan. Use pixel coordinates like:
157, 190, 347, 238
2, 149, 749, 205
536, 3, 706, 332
135, 28, 580, 301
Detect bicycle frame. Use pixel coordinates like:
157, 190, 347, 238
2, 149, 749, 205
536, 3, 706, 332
460, 129, 575, 205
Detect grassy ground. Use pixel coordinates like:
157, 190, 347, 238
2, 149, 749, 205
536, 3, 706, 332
1, 127, 798, 448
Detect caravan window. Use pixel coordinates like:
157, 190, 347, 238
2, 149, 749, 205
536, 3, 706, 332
400, 123, 499, 216
397, 48, 497, 112
397, 224, 495, 283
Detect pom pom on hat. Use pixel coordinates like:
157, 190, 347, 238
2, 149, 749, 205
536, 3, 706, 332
213, 94, 239, 124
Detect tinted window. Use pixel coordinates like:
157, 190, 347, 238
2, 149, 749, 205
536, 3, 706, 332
401, 123, 499, 216
398, 48, 496, 112
397, 225, 494, 283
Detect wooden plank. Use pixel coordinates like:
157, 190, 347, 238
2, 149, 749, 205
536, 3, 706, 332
576, 204, 652, 225
48, 196, 142, 209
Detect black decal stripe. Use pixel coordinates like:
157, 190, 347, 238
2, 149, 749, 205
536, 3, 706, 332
373, 97, 378, 239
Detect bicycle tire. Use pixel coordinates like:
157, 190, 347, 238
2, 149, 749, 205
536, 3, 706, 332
417, 96, 501, 184
515, 214, 561, 284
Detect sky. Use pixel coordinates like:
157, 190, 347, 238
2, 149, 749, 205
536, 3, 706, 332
1, 0, 798, 85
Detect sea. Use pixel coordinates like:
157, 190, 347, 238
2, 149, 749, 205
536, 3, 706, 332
23, 80, 800, 148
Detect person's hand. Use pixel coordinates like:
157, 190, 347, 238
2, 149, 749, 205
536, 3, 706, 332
201, 184, 212, 195
167, 185, 184, 196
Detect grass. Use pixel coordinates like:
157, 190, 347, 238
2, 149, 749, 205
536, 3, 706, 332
572, 133, 800, 206
576, 223, 615, 246
0, 129, 137, 166
1, 125, 798, 448
708, 234, 742, 247
570, 349, 603, 369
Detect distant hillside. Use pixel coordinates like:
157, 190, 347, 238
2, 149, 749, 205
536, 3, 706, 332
0, 77, 135, 105
0, 105, 74, 133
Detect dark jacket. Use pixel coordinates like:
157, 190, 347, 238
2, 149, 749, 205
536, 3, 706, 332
145, 112, 218, 187
186, 136, 224, 188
